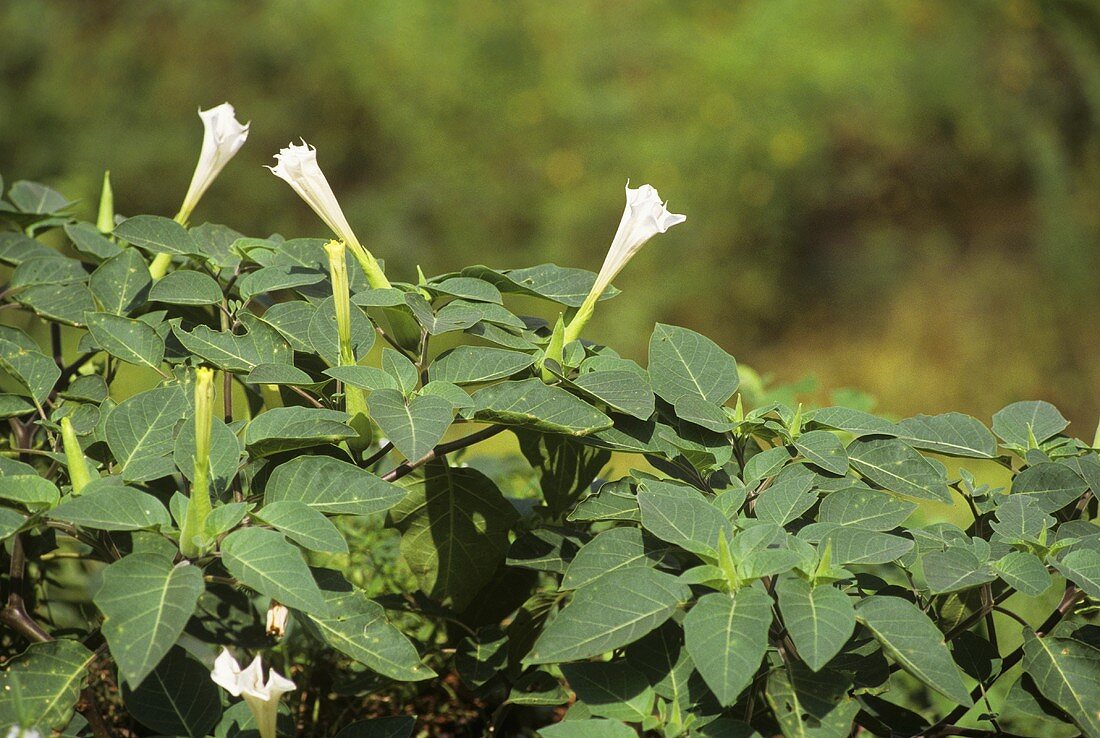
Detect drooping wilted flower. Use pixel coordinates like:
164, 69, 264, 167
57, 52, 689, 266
210, 648, 295, 738
265, 601, 289, 638
268, 141, 390, 289
177, 103, 250, 223
562, 183, 686, 344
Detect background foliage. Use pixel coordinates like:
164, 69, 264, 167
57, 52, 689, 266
2, 0, 1100, 427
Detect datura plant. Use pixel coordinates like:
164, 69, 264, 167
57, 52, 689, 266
1, 107, 1099, 738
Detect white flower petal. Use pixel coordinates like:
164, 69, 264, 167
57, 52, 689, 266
268, 140, 359, 248
592, 182, 686, 297
210, 647, 244, 696
179, 102, 249, 220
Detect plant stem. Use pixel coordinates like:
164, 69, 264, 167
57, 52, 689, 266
382, 425, 507, 482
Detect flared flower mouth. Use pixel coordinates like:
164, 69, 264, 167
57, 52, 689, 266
267, 140, 359, 248
592, 182, 686, 297
210, 648, 296, 702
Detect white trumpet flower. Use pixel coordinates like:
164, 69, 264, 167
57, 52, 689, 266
268, 141, 390, 289
177, 103, 250, 223
563, 183, 686, 344
210, 648, 295, 738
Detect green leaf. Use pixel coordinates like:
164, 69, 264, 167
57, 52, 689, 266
14, 283, 97, 325
509, 670, 570, 705
173, 312, 292, 373
114, 215, 201, 256
381, 348, 418, 395
1021, 630, 1100, 737
431, 345, 535, 385
173, 415, 241, 495
429, 276, 503, 303
847, 437, 951, 503
765, 661, 860, 738
573, 370, 656, 420
817, 487, 916, 530
794, 430, 849, 475
264, 455, 406, 515
756, 469, 818, 526
637, 478, 733, 557
992, 401, 1069, 447
777, 577, 856, 672
94, 553, 204, 687
993, 551, 1052, 596
245, 363, 315, 386
308, 297, 376, 366
389, 462, 518, 610
10, 255, 87, 287
517, 431, 611, 517
804, 407, 898, 438
0, 475, 59, 511
237, 264, 324, 301
465, 263, 610, 306
537, 719, 637, 738
50, 480, 171, 531
65, 221, 121, 260
648, 323, 739, 405
0, 232, 56, 265
300, 569, 434, 681
561, 660, 655, 722
105, 385, 188, 481
253, 500, 348, 553
0, 394, 35, 419
325, 365, 400, 391
561, 527, 664, 590
404, 292, 481, 335
85, 312, 165, 370
856, 596, 973, 705
824, 528, 913, 565
0, 507, 27, 541
990, 495, 1054, 544
0, 337, 60, 404
148, 269, 222, 305
1055, 549, 1100, 599
8, 180, 72, 214
88, 248, 151, 315
471, 378, 612, 436
684, 588, 773, 705
0, 640, 94, 731
260, 301, 316, 351
527, 568, 688, 664
368, 389, 454, 460
244, 407, 356, 457
121, 647, 222, 738
1012, 462, 1088, 513
922, 548, 996, 594
895, 412, 997, 458
220, 527, 330, 615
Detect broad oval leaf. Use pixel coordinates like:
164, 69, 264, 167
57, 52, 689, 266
776, 577, 856, 672
50, 480, 171, 531
220, 527, 330, 615
94, 553, 204, 687
895, 412, 997, 459
684, 588, 773, 706
855, 596, 973, 706
264, 455, 406, 516
0, 640, 94, 731
648, 323, 739, 405
847, 437, 951, 503
471, 378, 611, 436
527, 568, 689, 664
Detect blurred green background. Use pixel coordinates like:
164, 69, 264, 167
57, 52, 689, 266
3, 0, 1099, 429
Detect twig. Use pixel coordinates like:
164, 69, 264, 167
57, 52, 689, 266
382, 425, 507, 482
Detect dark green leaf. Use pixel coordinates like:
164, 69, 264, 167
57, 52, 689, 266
648, 323, 739, 405
264, 455, 406, 515
684, 588, 773, 705
389, 462, 518, 610
114, 215, 201, 256
992, 401, 1069, 447
896, 412, 997, 458
220, 527, 330, 615
368, 389, 454, 460
847, 437, 951, 503
0, 640, 94, 731
528, 568, 689, 664
777, 577, 856, 672
85, 312, 165, 370
244, 407, 355, 457
50, 480, 171, 531
253, 500, 348, 553
471, 379, 611, 436
148, 269, 222, 305
95, 553, 204, 687
431, 346, 535, 385
121, 647, 222, 738
88, 248, 151, 315
856, 596, 973, 705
